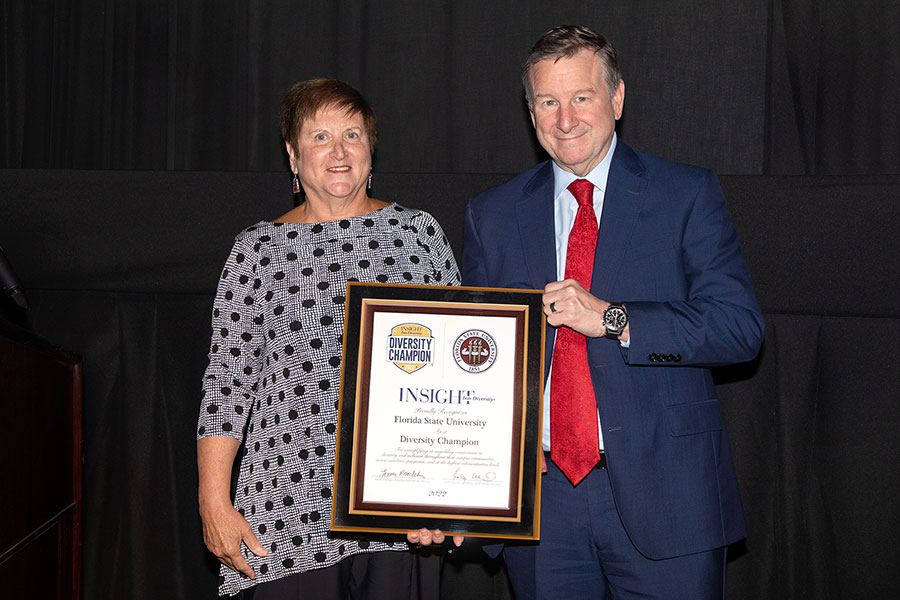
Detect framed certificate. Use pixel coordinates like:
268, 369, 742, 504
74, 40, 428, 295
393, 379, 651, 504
331, 283, 545, 540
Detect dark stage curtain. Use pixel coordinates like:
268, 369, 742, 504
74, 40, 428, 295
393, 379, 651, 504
766, 1, 900, 174
4, 1, 898, 175
3, 170, 899, 599
2, 1, 899, 599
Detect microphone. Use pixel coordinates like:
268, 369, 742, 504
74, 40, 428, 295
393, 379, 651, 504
0, 244, 30, 311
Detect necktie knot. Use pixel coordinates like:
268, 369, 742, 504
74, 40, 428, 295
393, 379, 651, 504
567, 178, 595, 208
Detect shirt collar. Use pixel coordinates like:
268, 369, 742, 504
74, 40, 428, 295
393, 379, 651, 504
552, 133, 618, 200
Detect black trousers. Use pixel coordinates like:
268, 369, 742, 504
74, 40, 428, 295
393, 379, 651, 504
240, 550, 440, 600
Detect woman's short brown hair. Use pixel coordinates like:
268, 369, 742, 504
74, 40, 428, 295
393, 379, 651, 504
280, 79, 377, 155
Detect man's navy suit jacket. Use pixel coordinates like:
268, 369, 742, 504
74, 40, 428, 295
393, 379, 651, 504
462, 141, 765, 559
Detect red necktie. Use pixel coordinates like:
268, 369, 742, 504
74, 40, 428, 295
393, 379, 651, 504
550, 178, 601, 485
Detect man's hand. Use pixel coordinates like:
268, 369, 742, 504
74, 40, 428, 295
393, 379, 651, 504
406, 454, 549, 548
200, 501, 268, 579
543, 279, 629, 341
406, 528, 464, 548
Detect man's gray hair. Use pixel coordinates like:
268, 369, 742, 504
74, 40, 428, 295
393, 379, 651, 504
522, 25, 623, 109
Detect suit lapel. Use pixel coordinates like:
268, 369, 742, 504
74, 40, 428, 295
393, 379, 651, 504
517, 162, 558, 289
591, 143, 647, 299
517, 151, 645, 371
515, 162, 558, 371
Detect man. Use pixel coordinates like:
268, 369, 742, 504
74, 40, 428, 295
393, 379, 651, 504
461, 25, 764, 598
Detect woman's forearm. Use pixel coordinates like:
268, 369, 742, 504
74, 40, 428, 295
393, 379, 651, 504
197, 436, 241, 510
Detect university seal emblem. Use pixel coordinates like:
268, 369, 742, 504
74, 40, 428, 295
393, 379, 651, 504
453, 329, 497, 373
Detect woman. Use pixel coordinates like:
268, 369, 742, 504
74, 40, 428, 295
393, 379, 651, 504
197, 79, 460, 598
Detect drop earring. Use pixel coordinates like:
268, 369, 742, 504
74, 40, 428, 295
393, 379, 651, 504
292, 173, 300, 194
367, 172, 372, 191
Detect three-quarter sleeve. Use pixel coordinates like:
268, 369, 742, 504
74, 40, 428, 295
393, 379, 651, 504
418, 211, 461, 286
197, 235, 264, 440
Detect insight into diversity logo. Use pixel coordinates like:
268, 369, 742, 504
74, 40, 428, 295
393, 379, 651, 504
386, 323, 434, 374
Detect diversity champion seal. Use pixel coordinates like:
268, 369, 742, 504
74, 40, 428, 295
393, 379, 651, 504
386, 323, 435, 374
453, 329, 497, 373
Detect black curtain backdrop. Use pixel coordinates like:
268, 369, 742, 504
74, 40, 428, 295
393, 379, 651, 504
2, 1, 900, 599
2, 170, 899, 599
4, 1, 899, 175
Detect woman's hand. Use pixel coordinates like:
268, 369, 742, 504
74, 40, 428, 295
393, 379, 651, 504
406, 528, 464, 548
197, 436, 266, 578
200, 501, 268, 579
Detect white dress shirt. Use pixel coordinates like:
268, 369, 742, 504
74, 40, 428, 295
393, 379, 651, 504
542, 134, 625, 451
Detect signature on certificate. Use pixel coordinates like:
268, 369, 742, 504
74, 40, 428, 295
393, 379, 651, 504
375, 468, 426, 480
452, 466, 497, 482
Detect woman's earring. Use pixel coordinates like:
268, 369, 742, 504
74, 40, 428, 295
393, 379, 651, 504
292, 173, 300, 194
367, 172, 372, 191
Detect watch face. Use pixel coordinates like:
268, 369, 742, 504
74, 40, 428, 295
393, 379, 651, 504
605, 307, 627, 331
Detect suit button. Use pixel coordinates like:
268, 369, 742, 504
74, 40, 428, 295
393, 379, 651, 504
648, 353, 657, 361
665, 354, 675, 362
674, 354, 681, 362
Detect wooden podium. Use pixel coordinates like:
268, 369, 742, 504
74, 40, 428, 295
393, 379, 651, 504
0, 318, 83, 600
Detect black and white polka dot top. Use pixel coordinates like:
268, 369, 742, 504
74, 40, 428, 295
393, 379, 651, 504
198, 203, 461, 595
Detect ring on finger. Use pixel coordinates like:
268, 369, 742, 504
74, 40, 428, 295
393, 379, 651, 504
549, 301, 557, 313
